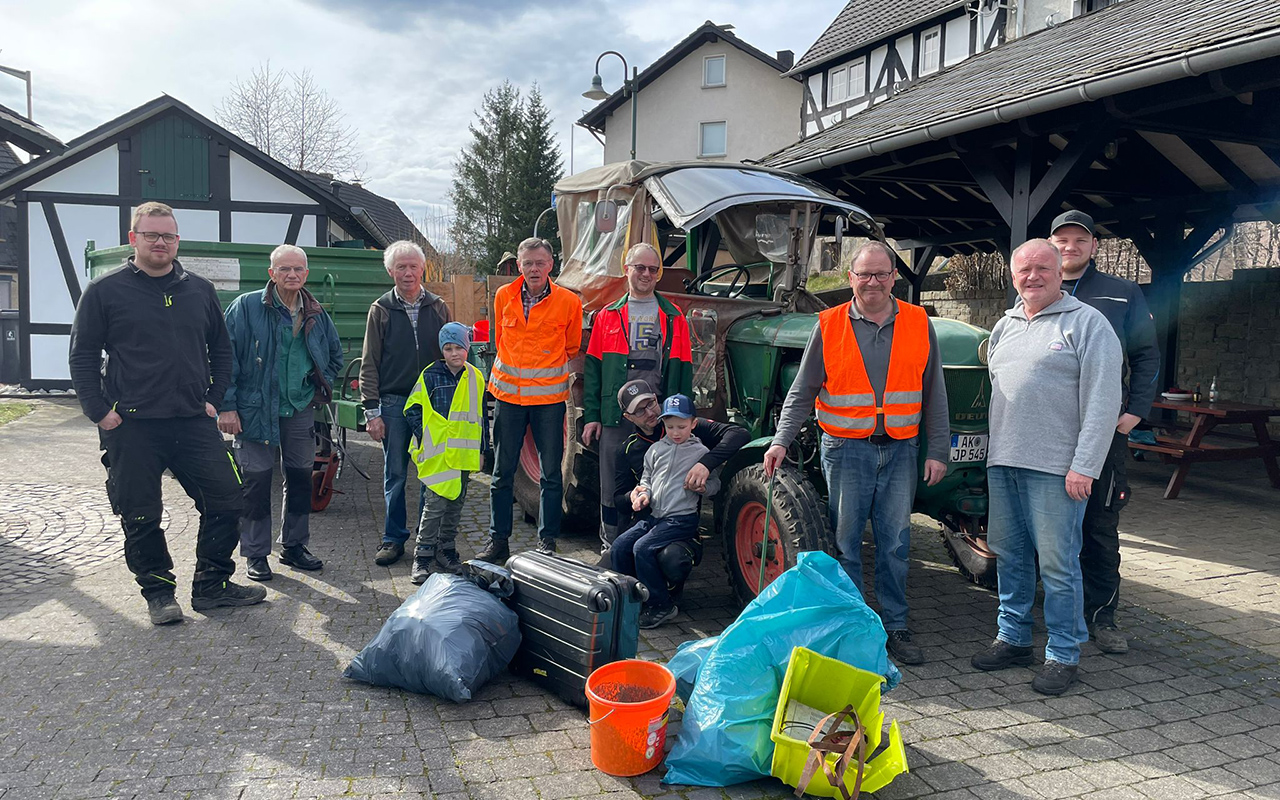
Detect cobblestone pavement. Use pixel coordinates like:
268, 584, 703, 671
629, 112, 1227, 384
1, 399, 1278, 799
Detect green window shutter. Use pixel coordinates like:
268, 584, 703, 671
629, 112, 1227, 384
139, 116, 211, 202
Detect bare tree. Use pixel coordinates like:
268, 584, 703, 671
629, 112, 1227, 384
216, 62, 361, 177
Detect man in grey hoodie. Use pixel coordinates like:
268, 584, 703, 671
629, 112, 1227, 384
972, 239, 1122, 696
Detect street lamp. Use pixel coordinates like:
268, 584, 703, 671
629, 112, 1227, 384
582, 50, 638, 161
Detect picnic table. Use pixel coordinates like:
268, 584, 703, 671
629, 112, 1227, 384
1128, 398, 1280, 499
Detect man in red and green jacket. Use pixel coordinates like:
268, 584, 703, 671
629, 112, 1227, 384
582, 243, 693, 551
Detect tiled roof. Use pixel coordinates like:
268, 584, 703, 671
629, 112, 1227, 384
790, 0, 967, 74
298, 172, 435, 257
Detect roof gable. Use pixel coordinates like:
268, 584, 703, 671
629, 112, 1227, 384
790, 0, 967, 75
299, 171, 436, 256
578, 21, 796, 131
0, 102, 63, 156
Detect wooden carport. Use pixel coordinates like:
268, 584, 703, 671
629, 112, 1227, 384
760, 0, 1280, 385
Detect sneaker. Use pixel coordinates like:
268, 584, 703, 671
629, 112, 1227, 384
374, 542, 404, 567
410, 558, 432, 586
639, 604, 679, 629
1090, 624, 1129, 654
245, 556, 272, 582
281, 545, 323, 571
971, 639, 1034, 671
535, 538, 557, 555
474, 539, 510, 564
886, 630, 925, 665
1032, 660, 1078, 695
435, 549, 463, 574
191, 580, 268, 611
147, 594, 184, 625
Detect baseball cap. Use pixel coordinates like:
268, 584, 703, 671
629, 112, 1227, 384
1050, 210, 1095, 237
617, 379, 657, 414
659, 394, 694, 420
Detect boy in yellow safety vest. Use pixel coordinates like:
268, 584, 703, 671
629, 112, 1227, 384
405, 322, 486, 585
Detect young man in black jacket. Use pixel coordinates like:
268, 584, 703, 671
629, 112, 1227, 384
1049, 210, 1161, 654
69, 202, 265, 625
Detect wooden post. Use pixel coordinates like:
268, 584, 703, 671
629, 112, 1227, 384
450, 275, 478, 325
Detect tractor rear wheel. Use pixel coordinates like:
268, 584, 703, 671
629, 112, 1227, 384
940, 520, 997, 590
513, 401, 599, 535
722, 463, 834, 607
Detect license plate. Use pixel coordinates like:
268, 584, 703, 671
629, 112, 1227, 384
950, 434, 988, 463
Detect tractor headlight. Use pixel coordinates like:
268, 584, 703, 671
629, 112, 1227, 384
977, 338, 989, 365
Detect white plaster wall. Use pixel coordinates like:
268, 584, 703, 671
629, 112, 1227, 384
27, 204, 75, 325
894, 35, 914, 81
229, 152, 315, 204
295, 215, 318, 247
945, 16, 970, 66
600, 42, 801, 164
171, 208, 220, 242
231, 212, 291, 244
56, 204, 120, 286
29, 147, 119, 195
30, 334, 71, 381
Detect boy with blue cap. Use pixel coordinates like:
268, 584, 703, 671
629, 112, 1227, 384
405, 322, 487, 585
614, 394, 717, 628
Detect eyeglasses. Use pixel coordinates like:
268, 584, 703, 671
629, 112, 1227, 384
626, 263, 660, 275
272, 266, 307, 274
632, 398, 658, 415
134, 231, 179, 244
852, 271, 894, 283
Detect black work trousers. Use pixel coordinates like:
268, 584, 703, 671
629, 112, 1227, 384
1081, 431, 1131, 627
99, 416, 244, 599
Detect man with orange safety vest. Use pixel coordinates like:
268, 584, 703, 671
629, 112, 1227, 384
763, 241, 949, 666
476, 237, 583, 564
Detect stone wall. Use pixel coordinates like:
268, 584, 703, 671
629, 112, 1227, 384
920, 287, 1007, 330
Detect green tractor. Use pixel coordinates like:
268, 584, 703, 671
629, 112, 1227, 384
507, 161, 996, 603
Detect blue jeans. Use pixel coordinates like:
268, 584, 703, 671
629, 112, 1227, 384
820, 434, 917, 631
987, 466, 1088, 665
611, 513, 699, 610
490, 399, 564, 541
380, 395, 426, 546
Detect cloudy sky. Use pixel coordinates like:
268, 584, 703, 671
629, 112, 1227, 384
1, 0, 839, 239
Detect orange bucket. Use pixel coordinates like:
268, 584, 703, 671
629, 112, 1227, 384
585, 659, 676, 776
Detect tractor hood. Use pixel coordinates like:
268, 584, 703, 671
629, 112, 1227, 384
725, 312, 818, 349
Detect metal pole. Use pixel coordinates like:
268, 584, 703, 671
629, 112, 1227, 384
629, 66, 638, 160
0, 65, 32, 119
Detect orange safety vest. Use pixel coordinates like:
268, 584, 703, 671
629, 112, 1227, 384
815, 300, 930, 439
488, 277, 583, 405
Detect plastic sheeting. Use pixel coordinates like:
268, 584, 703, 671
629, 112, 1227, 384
344, 573, 521, 703
662, 551, 900, 787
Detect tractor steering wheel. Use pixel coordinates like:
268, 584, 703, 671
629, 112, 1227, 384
686, 263, 752, 298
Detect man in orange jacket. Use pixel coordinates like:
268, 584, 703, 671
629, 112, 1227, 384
477, 237, 583, 563
763, 241, 949, 666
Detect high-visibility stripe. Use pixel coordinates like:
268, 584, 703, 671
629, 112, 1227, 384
421, 469, 461, 487
886, 412, 921, 427
884, 390, 922, 405
819, 389, 876, 407
447, 437, 482, 450
493, 358, 568, 380
518, 379, 571, 397
489, 374, 520, 395
449, 411, 480, 424
816, 408, 876, 431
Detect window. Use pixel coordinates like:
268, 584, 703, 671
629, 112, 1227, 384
828, 58, 867, 105
848, 59, 867, 99
699, 121, 727, 158
828, 68, 847, 105
921, 28, 941, 75
703, 55, 726, 88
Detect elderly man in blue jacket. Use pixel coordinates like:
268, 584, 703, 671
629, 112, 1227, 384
219, 244, 344, 581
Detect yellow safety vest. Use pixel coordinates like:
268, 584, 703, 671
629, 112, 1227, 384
405, 361, 485, 500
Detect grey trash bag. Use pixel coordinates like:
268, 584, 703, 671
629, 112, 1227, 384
344, 573, 521, 703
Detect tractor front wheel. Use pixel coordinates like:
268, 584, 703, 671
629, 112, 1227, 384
722, 463, 834, 607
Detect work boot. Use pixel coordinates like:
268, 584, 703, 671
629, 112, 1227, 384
535, 538, 557, 555
1090, 624, 1130, 654
971, 639, 1034, 671
474, 539, 510, 564
1032, 660, 1078, 696
435, 549, 463, 574
246, 556, 273, 582
374, 542, 404, 566
886, 630, 925, 665
191, 580, 268, 611
410, 558, 432, 586
639, 604, 679, 629
147, 594, 184, 625
281, 545, 323, 571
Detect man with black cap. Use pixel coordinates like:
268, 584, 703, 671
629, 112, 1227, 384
1048, 210, 1160, 654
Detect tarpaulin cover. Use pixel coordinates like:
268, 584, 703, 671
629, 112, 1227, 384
662, 550, 900, 786
344, 574, 521, 703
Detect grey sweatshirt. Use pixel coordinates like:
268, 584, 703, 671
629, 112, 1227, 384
987, 293, 1122, 479
772, 299, 950, 461
639, 436, 719, 518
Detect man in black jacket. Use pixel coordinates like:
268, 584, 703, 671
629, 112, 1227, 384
69, 202, 265, 625
1049, 210, 1161, 654
359, 241, 452, 567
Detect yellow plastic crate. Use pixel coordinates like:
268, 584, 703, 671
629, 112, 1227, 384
769, 647, 908, 797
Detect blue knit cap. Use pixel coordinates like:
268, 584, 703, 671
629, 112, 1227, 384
438, 322, 472, 350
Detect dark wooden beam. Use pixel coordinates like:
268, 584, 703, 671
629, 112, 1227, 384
1181, 137, 1258, 194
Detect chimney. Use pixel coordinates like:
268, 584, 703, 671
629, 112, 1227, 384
329, 180, 341, 200
776, 50, 794, 70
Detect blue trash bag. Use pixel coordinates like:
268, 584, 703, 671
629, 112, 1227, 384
344, 573, 521, 703
663, 550, 900, 787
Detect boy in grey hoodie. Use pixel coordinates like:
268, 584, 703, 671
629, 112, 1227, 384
613, 394, 718, 629
971, 239, 1121, 697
